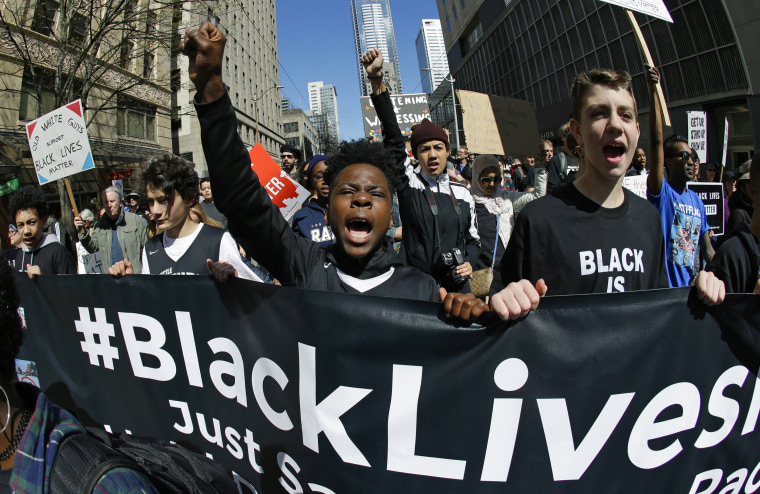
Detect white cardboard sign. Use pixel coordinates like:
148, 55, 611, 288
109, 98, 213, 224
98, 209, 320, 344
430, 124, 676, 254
597, 0, 673, 23
623, 174, 648, 199
25, 99, 95, 185
687, 111, 707, 164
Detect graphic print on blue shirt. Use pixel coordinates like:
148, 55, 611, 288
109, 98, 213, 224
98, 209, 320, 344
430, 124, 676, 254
668, 207, 701, 270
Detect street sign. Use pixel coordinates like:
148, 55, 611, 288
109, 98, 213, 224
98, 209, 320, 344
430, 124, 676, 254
25, 99, 95, 185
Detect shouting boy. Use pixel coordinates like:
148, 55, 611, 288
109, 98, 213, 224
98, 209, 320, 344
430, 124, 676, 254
487, 67, 728, 320
9, 187, 76, 277
180, 23, 443, 302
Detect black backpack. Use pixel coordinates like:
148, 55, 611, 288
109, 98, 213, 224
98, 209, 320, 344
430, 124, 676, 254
50, 427, 237, 494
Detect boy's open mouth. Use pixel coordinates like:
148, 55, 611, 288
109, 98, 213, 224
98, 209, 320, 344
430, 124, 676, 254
346, 218, 372, 243
603, 144, 625, 163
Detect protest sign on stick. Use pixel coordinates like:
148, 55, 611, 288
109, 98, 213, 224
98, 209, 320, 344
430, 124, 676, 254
687, 182, 724, 235
361, 93, 429, 138
248, 143, 310, 220
722, 117, 730, 174
25, 99, 95, 221
457, 90, 539, 159
687, 111, 707, 163
598, 1, 673, 126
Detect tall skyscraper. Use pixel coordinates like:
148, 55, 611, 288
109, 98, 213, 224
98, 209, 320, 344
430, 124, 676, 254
350, 0, 402, 96
416, 19, 449, 95
307, 81, 340, 145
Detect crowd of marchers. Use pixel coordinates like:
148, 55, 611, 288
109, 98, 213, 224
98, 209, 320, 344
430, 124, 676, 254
1, 21, 760, 493
3, 23, 758, 321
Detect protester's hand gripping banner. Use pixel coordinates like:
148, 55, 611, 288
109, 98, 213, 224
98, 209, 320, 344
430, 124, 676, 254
15, 275, 760, 493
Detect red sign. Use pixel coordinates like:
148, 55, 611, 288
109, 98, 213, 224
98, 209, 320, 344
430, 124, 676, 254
248, 144, 309, 220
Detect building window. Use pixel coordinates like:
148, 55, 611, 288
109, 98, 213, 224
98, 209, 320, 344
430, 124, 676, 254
18, 67, 56, 121
453, 6, 458, 22
461, 19, 483, 54
143, 52, 154, 79
31, 0, 59, 36
460, 0, 465, 8
446, 17, 451, 31
119, 40, 134, 70
18, 86, 55, 121
283, 122, 298, 133
117, 97, 156, 140
68, 13, 87, 45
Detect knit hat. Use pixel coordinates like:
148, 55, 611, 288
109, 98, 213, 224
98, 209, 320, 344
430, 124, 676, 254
306, 154, 329, 177
410, 119, 448, 156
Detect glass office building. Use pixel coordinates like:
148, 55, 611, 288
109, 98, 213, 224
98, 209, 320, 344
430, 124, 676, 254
436, 0, 758, 170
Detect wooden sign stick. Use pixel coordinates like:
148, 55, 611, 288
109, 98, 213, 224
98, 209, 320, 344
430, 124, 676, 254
626, 10, 671, 127
64, 178, 83, 233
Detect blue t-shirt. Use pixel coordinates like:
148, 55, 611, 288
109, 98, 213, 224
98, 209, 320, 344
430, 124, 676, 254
647, 180, 709, 287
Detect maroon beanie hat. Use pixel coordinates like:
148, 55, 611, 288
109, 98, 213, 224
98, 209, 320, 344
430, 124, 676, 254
410, 119, 449, 156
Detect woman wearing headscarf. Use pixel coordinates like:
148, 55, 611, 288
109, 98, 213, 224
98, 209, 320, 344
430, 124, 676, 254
472, 154, 547, 291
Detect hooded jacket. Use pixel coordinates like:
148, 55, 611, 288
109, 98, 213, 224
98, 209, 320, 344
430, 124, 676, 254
706, 224, 760, 293
12, 233, 76, 274
292, 198, 334, 248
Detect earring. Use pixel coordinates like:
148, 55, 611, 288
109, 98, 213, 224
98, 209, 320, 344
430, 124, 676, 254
0, 385, 10, 434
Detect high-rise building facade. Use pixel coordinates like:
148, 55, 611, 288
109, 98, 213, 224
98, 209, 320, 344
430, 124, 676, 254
435, 0, 760, 171
351, 0, 403, 96
283, 109, 322, 160
176, 1, 284, 174
416, 19, 450, 95
307, 81, 340, 146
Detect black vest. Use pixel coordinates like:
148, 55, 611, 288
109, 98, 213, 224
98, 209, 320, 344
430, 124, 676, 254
144, 225, 226, 275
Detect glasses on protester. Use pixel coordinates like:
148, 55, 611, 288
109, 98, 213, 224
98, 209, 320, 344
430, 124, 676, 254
480, 177, 498, 185
281, 154, 295, 160
670, 151, 693, 161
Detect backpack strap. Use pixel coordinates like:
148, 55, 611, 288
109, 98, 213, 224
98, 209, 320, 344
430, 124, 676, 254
51, 430, 142, 494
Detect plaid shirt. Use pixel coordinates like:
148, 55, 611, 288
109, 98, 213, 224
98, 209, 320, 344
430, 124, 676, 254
9, 384, 157, 493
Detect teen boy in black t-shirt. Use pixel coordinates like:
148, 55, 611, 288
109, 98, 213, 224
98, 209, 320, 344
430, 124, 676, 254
487, 67, 724, 320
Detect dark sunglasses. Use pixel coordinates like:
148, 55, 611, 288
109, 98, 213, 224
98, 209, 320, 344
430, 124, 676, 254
669, 151, 693, 161
480, 177, 498, 185
281, 154, 295, 159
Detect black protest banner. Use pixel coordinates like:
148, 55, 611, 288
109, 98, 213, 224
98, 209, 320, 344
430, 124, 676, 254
15, 274, 760, 493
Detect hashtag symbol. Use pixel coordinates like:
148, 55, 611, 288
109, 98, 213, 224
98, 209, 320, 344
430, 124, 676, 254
75, 307, 119, 369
